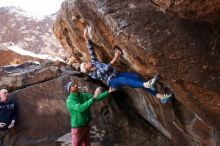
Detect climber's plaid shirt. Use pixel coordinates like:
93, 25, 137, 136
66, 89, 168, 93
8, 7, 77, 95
87, 40, 118, 85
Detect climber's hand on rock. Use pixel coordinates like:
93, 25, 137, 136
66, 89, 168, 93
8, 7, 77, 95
110, 50, 121, 65
8, 120, 15, 129
114, 50, 121, 59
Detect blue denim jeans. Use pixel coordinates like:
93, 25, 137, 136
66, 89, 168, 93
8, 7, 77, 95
109, 72, 157, 96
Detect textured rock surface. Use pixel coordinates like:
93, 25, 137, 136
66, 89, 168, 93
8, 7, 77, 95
9, 76, 70, 146
0, 6, 69, 58
0, 61, 64, 91
53, 0, 220, 145
0, 61, 171, 146
0, 44, 43, 66
151, 0, 220, 23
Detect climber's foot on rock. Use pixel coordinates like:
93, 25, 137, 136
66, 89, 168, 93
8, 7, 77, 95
160, 93, 172, 104
148, 74, 159, 91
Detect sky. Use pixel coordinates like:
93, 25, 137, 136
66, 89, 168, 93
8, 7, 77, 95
0, 0, 65, 16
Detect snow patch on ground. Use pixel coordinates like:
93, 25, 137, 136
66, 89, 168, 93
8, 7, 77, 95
48, 28, 53, 33
24, 35, 36, 42
21, 29, 30, 34
3, 42, 64, 62
0, 27, 7, 34
31, 30, 40, 35
20, 25, 27, 30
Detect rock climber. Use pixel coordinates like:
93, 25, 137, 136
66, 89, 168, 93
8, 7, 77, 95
80, 27, 172, 104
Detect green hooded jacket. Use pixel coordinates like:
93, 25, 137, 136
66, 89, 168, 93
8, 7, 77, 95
66, 91, 110, 128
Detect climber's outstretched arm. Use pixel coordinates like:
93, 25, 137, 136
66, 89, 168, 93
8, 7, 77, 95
84, 28, 98, 62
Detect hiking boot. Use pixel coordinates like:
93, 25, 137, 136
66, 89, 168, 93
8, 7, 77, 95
148, 74, 159, 91
160, 93, 172, 104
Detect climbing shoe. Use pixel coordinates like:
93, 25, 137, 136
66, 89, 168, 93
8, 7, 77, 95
148, 74, 159, 91
160, 93, 172, 104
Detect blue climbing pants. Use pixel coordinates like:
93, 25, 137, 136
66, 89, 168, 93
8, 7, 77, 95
109, 72, 157, 96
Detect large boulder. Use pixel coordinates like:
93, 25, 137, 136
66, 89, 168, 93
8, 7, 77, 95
0, 61, 63, 90
9, 76, 70, 146
0, 61, 171, 146
151, 0, 220, 23
53, 0, 220, 145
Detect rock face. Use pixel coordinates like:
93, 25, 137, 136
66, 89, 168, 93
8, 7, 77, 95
0, 61, 63, 90
151, 0, 220, 23
0, 61, 171, 146
0, 6, 69, 58
10, 76, 70, 146
0, 43, 65, 67
0, 44, 43, 66
53, 0, 220, 145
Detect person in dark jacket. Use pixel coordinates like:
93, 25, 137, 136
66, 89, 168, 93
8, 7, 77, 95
0, 89, 17, 146
65, 81, 115, 146
80, 27, 172, 104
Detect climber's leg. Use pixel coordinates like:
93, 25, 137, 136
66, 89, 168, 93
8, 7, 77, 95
118, 72, 159, 89
109, 77, 143, 89
109, 76, 158, 96
117, 72, 144, 81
